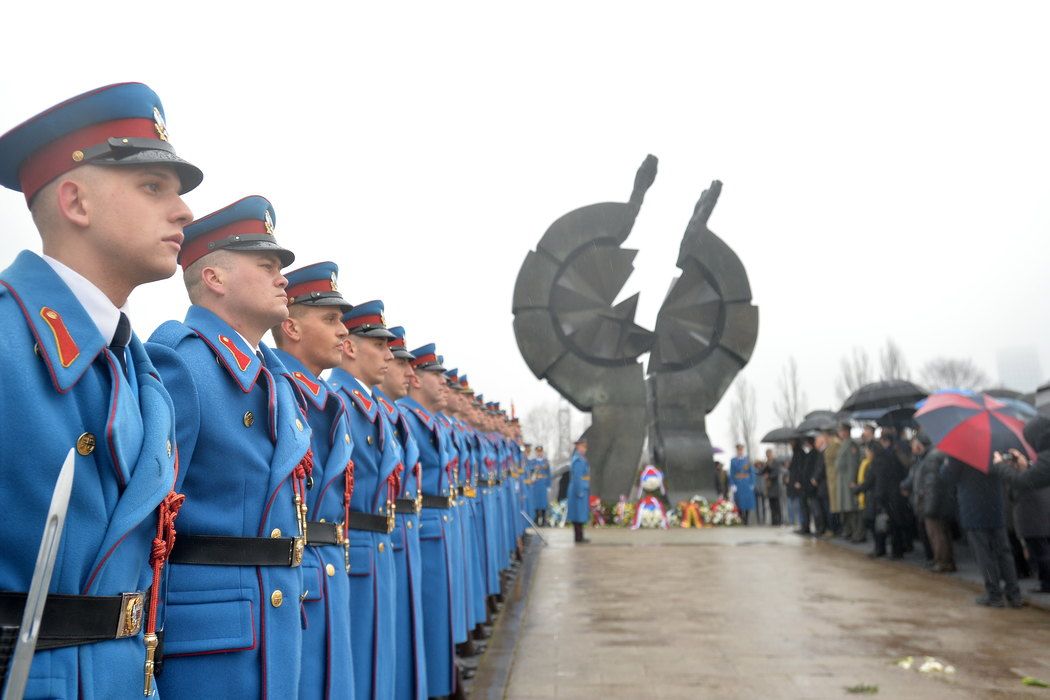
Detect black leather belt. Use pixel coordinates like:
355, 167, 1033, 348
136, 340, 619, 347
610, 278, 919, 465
0, 591, 145, 650
169, 534, 304, 567
394, 498, 420, 514
306, 521, 345, 546
347, 511, 394, 534
421, 494, 453, 509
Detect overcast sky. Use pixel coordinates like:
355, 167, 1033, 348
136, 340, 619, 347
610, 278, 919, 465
2, 2, 1048, 458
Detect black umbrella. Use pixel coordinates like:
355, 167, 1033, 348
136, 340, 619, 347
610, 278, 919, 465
761, 426, 799, 443
797, 410, 839, 433
840, 380, 927, 413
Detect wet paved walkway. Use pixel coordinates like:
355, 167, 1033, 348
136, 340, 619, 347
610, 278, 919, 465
473, 527, 1050, 699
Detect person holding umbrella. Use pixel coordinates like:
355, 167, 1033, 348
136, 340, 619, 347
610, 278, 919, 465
915, 391, 1031, 607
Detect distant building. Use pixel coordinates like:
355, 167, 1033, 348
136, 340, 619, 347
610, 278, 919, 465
996, 346, 1043, 392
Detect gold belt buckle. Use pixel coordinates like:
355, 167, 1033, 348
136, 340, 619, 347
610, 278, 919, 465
386, 501, 396, 533
116, 591, 145, 639
291, 536, 305, 566
415, 491, 423, 514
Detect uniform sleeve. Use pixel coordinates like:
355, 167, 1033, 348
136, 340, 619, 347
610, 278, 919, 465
146, 341, 202, 491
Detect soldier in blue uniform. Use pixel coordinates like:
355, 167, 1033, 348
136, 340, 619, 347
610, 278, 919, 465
146, 196, 313, 698
0, 82, 200, 699
532, 446, 552, 526
328, 300, 399, 700
376, 326, 427, 700
269, 261, 356, 699
398, 344, 458, 698
457, 376, 493, 638
568, 437, 591, 544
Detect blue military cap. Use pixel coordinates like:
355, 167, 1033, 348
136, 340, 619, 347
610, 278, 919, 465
342, 299, 395, 338
285, 261, 351, 309
181, 195, 294, 268
458, 374, 474, 395
386, 326, 415, 360
444, 367, 460, 388
0, 82, 202, 204
409, 343, 446, 372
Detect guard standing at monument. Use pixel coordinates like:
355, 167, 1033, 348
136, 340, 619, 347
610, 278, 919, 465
568, 437, 591, 543
147, 195, 312, 698
398, 344, 458, 698
533, 446, 552, 526
270, 261, 356, 699
328, 300, 400, 700
0, 82, 200, 698
376, 325, 428, 700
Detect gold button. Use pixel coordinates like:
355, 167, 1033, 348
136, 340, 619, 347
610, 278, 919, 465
270, 528, 282, 538
319, 518, 326, 523
243, 411, 254, 428
76, 432, 96, 456
166, 440, 172, 458
344, 434, 351, 445
407, 521, 414, 529
270, 590, 283, 607
366, 435, 373, 445
295, 419, 304, 432
33, 343, 39, 356
326, 563, 336, 577
442, 515, 448, 522
71, 150, 84, 162
378, 542, 385, 553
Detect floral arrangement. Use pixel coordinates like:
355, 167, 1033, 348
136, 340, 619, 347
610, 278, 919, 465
548, 500, 568, 527
708, 497, 741, 526
589, 495, 606, 526
630, 495, 669, 529
678, 495, 705, 528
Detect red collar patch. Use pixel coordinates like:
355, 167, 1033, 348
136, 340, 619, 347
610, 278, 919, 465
414, 408, 431, 424
218, 334, 252, 372
378, 396, 395, 415
39, 307, 80, 368
293, 371, 321, 396
352, 389, 373, 411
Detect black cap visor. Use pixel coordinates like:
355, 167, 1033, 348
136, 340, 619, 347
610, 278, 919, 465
352, 327, 396, 339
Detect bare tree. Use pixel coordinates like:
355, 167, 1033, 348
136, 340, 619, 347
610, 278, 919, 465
835, 347, 873, 402
728, 376, 758, 459
522, 401, 559, 456
921, 357, 990, 391
879, 338, 910, 381
773, 356, 807, 427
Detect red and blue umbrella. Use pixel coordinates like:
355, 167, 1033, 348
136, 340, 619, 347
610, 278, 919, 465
914, 391, 1035, 473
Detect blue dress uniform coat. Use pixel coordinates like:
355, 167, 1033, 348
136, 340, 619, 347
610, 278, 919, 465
146, 305, 311, 699
397, 397, 457, 697
435, 414, 468, 645
375, 389, 427, 700
730, 455, 756, 512
477, 436, 502, 596
452, 420, 486, 630
532, 457, 551, 515
0, 252, 179, 699
329, 369, 398, 700
273, 350, 356, 700
567, 451, 591, 524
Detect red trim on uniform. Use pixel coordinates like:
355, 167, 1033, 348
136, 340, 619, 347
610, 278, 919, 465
388, 338, 406, 349
377, 396, 394, 415
352, 389, 373, 412
179, 219, 270, 268
410, 353, 437, 368
293, 371, 321, 396
18, 117, 161, 202
39, 306, 80, 367
344, 314, 383, 330
218, 334, 252, 372
414, 408, 431, 424
286, 279, 335, 301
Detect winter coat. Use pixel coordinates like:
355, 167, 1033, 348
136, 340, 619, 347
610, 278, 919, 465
1011, 484, 1050, 538
730, 456, 756, 511
920, 451, 956, 521
787, 448, 807, 496
804, 449, 825, 495
824, 438, 842, 512
833, 438, 861, 513
941, 457, 1006, 531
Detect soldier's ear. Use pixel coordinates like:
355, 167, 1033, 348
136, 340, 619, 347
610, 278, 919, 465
280, 316, 301, 342
55, 178, 90, 229
342, 336, 357, 359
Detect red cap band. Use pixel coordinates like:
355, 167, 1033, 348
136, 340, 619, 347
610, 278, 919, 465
287, 279, 337, 302
344, 314, 383, 330
180, 219, 268, 268
18, 117, 160, 203
411, 353, 438, 368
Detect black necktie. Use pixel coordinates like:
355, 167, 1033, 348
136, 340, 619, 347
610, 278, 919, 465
110, 312, 131, 376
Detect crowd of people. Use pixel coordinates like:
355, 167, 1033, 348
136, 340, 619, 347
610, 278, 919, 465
0, 82, 544, 699
721, 419, 1050, 608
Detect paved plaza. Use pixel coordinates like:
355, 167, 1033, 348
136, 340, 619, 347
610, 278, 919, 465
473, 527, 1050, 699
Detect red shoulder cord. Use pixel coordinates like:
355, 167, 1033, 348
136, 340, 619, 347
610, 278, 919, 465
387, 463, 404, 504
292, 448, 315, 534
446, 457, 458, 490
143, 450, 186, 694
414, 461, 422, 494
343, 459, 355, 536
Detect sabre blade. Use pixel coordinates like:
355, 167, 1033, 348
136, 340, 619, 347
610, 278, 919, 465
2, 448, 75, 700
